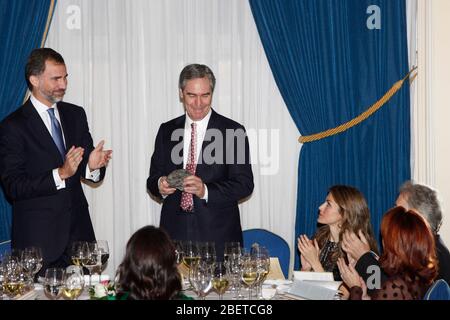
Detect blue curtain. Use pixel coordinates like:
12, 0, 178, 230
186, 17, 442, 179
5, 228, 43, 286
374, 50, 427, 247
0, 0, 56, 242
249, 0, 410, 268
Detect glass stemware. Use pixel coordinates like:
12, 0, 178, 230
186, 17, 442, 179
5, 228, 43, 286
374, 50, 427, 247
251, 245, 270, 299
183, 241, 200, 269
224, 242, 241, 267
44, 268, 65, 300
70, 241, 85, 266
21, 246, 43, 287
241, 252, 257, 300
62, 265, 84, 300
2, 255, 24, 298
81, 242, 100, 287
96, 240, 109, 279
183, 241, 200, 290
212, 262, 229, 300
173, 240, 184, 265
191, 261, 213, 300
199, 242, 216, 269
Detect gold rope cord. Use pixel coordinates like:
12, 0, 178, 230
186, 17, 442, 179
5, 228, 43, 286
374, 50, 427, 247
298, 67, 418, 144
40, 0, 56, 48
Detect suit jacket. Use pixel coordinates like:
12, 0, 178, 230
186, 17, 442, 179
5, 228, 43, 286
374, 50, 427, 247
147, 110, 254, 257
0, 99, 105, 268
436, 235, 450, 284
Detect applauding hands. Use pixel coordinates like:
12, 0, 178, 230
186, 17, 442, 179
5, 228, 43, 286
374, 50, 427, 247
88, 140, 112, 171
297, 234, 324, 272
58, 140, 112, 180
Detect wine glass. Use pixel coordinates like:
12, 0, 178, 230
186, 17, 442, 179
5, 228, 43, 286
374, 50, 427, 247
191, 261, 213, 300
224, 242, 241, 267
251, 245, 270, 299
62, 265, 84, 300
173, 240, 184, 265
212, 262, 229, 300
199, 242, 216, 269
21, 247, 43, 287
183, 241, 200, 269
44, 268, 65, 300
81, 242, 99, 287
241, 252, 257, 300
2, 255, 24, 298
96, 240, 109, 280
183, 241, 200, 290
70, 241, 86, 266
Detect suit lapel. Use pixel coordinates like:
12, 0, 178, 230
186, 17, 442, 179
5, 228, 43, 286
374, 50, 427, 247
169, 115, 185, 169
22, 100, 63, 163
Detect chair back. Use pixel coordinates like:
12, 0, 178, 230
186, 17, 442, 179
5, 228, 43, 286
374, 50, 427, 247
243, 228, 290, 278
0, 240, 11, 256
424, 279, 450, 300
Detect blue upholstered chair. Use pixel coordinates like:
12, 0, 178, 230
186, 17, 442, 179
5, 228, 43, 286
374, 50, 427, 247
423, 279, 450, 300
0, 240, 11, 256
242, 228, 290, 278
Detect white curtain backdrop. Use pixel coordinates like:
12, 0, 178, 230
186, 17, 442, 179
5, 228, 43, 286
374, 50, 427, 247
46, 0, 300, 276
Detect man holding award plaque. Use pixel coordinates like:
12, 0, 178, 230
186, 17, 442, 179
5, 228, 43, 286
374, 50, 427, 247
147, 64, 254, 259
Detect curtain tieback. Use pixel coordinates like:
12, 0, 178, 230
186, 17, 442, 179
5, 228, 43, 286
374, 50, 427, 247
298, 66, 418, 144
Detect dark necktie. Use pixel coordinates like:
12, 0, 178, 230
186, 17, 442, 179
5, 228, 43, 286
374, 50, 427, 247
180, 123, 197, 212
47, 108, 66, 160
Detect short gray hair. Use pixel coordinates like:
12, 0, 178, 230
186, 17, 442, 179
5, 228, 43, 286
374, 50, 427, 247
178, 64, 216, 92
399, 181, 443, 233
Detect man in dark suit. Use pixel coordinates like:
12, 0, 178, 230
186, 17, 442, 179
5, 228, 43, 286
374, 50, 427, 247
147, 64, 254, 259
396, 181, 450, 284
0, 48, 112, 275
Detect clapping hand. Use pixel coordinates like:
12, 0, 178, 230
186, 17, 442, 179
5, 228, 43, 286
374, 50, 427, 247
337, 257, 361, 289
297, 235, 322, 271
341, 230, 371, 262
88, 140, 112, 171
58, 146, 85, 179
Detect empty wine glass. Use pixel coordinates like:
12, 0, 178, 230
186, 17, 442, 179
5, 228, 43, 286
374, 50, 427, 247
44, 268, 65, 300
199, 242, 216, 269
224, 242, 241, 267
21, 246, 43, 287
173, 240, 184, 265
191, 261, 213, 300
62, 265, 84, 300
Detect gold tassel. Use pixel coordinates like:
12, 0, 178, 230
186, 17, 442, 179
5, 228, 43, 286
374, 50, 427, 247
298, 67, 417, 144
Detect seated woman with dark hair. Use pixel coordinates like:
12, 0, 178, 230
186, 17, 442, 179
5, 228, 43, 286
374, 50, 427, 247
298, 185, 379, 281
115, 225, 190, 300
338, 207, 438, 300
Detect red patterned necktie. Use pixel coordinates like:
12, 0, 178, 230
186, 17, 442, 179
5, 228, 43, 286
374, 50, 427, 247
180, 122, 197, 212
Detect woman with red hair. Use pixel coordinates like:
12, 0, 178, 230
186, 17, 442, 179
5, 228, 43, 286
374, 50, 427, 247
338, 206, 438, 300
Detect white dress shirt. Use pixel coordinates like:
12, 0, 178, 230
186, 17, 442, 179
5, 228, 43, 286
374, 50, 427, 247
159, 109, 212, 201
30, 95, 100, 189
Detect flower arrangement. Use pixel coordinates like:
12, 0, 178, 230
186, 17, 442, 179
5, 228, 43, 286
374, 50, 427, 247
89, 281, 117, 300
